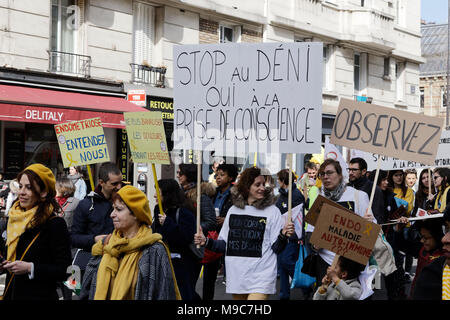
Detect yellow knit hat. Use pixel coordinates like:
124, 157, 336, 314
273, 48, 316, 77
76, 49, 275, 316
117, 185, 152, 226
24, 163, 56, 195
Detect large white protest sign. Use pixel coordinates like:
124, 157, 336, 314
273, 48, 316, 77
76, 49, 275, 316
173, 42, 323, 155
350, 130, 450, 170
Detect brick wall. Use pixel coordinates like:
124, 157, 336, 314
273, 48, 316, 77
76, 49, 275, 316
241, 28, 263, 43
199, 18, 219, 43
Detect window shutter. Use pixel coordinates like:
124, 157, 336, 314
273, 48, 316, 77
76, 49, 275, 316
133, 2, 154, 66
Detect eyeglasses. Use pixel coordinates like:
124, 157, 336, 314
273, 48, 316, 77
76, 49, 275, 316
319, 171, 336, 178
433, 175, 442, 180
346, 168, 361, 172
176, 170, 182, 176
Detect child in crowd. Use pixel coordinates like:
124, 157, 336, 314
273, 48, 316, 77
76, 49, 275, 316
313, 256, 365, 300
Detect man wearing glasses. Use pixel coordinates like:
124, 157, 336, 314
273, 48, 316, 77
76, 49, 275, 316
347, 157, 385, 225
71, 162, 123, 280
413, 207, 450, 300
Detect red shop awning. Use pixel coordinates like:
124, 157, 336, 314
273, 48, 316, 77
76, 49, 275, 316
0, 84, 147, 128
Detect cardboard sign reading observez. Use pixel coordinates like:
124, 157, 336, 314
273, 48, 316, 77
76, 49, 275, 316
330, 98, 444, 166
309, 202, 380, 265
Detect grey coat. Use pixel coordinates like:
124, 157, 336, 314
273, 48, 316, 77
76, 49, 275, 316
313, 278, 362, 300
79, 241, 178, 300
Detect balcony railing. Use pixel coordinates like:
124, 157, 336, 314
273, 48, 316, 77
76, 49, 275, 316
130, 63, 166, 88
48, 50, 91, 78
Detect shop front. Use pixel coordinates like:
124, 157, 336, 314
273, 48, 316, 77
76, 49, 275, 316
0, 84, 145, 182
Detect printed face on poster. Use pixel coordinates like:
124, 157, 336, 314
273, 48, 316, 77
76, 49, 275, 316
330, 99, 444, 165
173, 42, 323, 156
310, 203, 380, 265
124, 111, 170, 165
55, 117, 110, 168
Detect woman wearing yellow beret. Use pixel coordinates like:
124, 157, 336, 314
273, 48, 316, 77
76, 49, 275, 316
0, 163, 72, 300
80, 185, 180, 300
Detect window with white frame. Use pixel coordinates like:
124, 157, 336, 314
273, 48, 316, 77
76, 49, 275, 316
50, 0, 79, 73
220, 25, 234, 43
133, 2, 155, 66
441, 86, 448, 111
396, 0, 406, 27
323, 46, 330, 90
395, 62, 405, 102
420, 88, 424, 108
354, 53, 360, 92
383, 57, 390, 78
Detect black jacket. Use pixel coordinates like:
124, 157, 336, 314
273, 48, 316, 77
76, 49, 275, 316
2, 215, 72, 300
413, 256, 447, 300
276, 186, 305, 215
348, 177, 385, 224
70, 186, 114, 251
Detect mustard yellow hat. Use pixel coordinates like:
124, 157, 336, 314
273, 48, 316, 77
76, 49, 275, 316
117, 185, 152, 226
24, 163, 56, 195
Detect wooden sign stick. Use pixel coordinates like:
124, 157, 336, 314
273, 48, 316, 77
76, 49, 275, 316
287, 153, 293, 222
368, 155, 382, 214
428, 168, 432, 196
196, 150, 202, 248
151, 163, 165, 216
86, 164, 95, 191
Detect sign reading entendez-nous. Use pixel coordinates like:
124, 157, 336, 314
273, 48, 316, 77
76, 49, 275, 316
173, 42, 323, 155
55, 117, 110, 168
124, 111, 170, 165
351, 130, 450, 170
310, 203, 381, 265
330, 99, 444, 166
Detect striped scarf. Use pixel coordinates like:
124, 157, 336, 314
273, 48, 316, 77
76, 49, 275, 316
443, 264, 450, 300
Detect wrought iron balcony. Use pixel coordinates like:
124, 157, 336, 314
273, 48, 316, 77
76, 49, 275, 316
130, 63, 166, 87
48, 50, 91, 78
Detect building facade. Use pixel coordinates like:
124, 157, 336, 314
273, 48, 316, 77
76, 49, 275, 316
420, 23, 449, 127
0, 0, 423, 201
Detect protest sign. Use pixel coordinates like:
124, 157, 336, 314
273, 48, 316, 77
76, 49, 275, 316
124, 111, 170, 165
309, 203, 381, 265
305, 194, 356, 226
173, 42, 323, 155
330, 98, 444, 165
55, 117, 110, 168
350, 130, 450, 170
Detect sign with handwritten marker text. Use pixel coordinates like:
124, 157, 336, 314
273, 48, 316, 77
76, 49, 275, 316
310, 202, 380, 265
173, 42, 323, 155
330, 99, 444, 166
124, 111, 170, 165
55, 117, 110, 168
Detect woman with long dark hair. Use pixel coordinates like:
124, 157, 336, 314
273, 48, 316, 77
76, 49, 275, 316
429, 167, 450, 213
412, 169, 435, 217
0, 164, 72, 300
152, 179, 199, 300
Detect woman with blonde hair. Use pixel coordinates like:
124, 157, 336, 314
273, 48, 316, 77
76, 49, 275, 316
80, 185, 180, 300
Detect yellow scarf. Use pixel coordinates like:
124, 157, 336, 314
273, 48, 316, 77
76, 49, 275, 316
93, 225, 180, 300
435, 186, 450, 212
6, 202, 37, 261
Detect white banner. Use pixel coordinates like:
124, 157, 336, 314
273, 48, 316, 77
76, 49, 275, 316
173, 42, 323, 156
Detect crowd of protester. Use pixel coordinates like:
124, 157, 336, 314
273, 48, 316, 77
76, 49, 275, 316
0, 158, 449, 301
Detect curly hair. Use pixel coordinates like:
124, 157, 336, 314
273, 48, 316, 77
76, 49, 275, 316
235, 167, 262, 201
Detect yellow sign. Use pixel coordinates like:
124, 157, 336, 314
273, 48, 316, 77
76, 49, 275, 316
124, 111, 170, 165
54, 117, 110, 168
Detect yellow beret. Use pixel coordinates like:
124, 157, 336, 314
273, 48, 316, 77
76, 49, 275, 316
117, 185, 152, 226
24, 163, 56, 195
